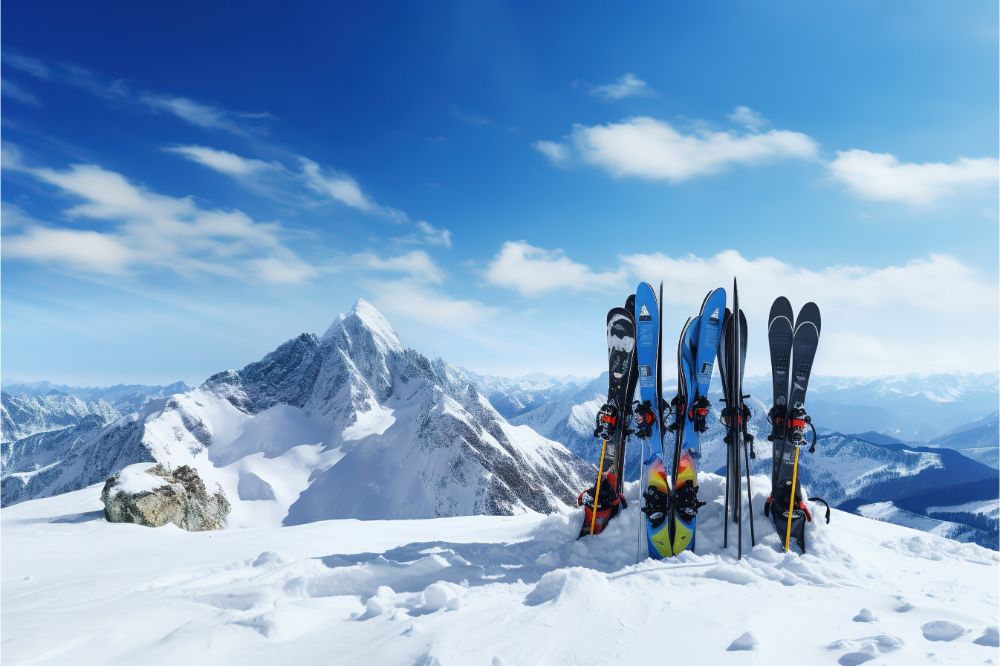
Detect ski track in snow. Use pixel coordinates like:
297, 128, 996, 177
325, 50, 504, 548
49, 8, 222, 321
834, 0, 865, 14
2, 473, 998, 665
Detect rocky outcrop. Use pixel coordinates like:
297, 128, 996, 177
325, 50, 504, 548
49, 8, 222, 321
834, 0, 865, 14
101, 465, 230, 531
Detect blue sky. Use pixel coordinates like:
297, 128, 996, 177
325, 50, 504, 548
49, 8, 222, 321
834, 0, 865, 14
2, 1, 997, 385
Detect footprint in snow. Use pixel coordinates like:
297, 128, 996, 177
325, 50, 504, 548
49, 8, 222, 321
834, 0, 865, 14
726, 632, 758, 651
974, 627, 1000, 647
921, 620, 967, 642
853, 607, 877, 623
895, 600, 914, 613
827, 634, 903, 666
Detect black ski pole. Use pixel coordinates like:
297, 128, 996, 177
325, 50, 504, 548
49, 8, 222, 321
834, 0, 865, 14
723, 408, 730, 550
744, 438, 756, 547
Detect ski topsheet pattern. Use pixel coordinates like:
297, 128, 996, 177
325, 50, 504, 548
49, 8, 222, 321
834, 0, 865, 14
765, 299, 825, 552
634, 282, 671, 558
668, 287, 726, 555
580, 305, 637, 536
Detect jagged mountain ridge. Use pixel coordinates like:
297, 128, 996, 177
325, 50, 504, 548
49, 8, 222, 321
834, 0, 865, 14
1, 381, 190, 443
1, 301, 591, 525
1, 393, 120, 443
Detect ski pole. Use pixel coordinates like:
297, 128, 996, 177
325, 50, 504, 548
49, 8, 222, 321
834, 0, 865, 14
590, 439, 609, 536
737, 441, 743, 559
636, 439, 646, 563
783, 446, 800, 552
723, 435, 730, 549
744, 438, 756, 546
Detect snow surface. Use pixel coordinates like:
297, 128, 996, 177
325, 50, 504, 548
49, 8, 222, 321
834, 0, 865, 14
112, 463, 168, 495
3, 473, 997, 665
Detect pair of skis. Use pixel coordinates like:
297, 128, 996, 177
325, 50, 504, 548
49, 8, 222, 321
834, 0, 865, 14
578, 295, 638, 537
635, 284, 725, 559
717, 279, 756, 559
763, 297, 830, 553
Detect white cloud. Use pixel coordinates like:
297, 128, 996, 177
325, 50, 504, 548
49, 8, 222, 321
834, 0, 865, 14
4, 54, 50, 79
478, 241, 997, 374
484, 241, 626, 297
367, 279, 496, 328
532, 140, 571, 166
829, 149, 998, 205
415, 221, 452, 247
3, 225, 134, 274
141, 94, 248, 135
2, 154, 315, 284
355, 250, 444, 284
2, 77, 41, 106
619, 250, 997, 375
299, 157, 452, 247
727, 105, 765, 131
299, 157, 377, 212
539, 116, 817, 182
6, 53, 267, 134
165, 145, 277, 177
590, 73, 651, 101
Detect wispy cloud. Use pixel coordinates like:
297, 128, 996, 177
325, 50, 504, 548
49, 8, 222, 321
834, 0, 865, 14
727, 105, 766, 131
300, 157, 378, 212
299, 156, 452, 246
165, 144, 279, 178
4, 52, 269, 135
2, 77, 42, 106
536, 115, 817, 183
367, 279, 496, 328
2, 150, 315, 284
4, 54, 51, 79
448, 105, 491, 126
484, 241, 626, 297
589, 73, 652, 101
354, 250, 445, 284
829, 149, 998, 205
531, 140, 571, 166
141, 95, 252, 135
163, 143, 452, 247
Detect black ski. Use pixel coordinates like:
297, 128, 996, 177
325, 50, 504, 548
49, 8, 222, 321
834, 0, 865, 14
718, 279, 755, 557
764, 300, 826, 553
579, 304, 637, 537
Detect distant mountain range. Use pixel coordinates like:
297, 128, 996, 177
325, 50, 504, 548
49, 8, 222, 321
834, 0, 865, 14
1, 381, 190, 442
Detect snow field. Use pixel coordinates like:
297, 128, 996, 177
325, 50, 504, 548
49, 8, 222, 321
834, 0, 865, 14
2, 472, 997, 665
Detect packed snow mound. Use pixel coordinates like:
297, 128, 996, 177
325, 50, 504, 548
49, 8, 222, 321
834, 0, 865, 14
3, 472, 996, 665
2, 300, 591, 525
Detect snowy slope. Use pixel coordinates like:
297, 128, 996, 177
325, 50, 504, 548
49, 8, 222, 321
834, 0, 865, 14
1, 300, 590, 523
3, 474, 997, 665
857, 501, 995, 546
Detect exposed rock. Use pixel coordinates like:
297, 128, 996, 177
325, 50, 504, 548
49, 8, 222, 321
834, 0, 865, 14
101, 464, 230, 531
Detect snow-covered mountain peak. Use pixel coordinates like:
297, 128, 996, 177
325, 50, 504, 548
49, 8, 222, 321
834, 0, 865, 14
324, 298, 402, 356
